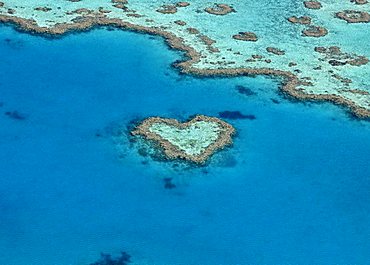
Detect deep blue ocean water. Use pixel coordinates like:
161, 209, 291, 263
0, 26, 370, 265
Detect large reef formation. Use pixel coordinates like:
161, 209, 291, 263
0, 0, 369, 118
131, 115, 235, 164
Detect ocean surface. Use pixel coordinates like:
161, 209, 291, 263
0, 26, 370, 265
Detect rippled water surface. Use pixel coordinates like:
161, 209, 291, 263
0, 26, 370, 265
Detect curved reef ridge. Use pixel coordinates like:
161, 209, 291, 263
131, 115, 235, 163
0, 0, 369, 118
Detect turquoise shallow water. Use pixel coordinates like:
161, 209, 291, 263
0, 26, 370, 265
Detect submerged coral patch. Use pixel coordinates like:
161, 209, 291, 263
163, 177, 176, 189
4, 110, 26, 120
3, 37, 23, 49
219, 111, 256, 120
89, 252, 131, 265
235, 85, 257, 96
131, 115, 235, 163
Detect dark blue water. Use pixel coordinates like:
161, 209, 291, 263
0, 26, 369, 265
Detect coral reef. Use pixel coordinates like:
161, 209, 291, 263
131, 115, 235, 163
287, 16, 311, 25
0, 0, 369, 118
350, 0, 368, 4
304, 1, 322, 9
205, 4, 235, 16
232, 32, 258, 42
314, 46, 369, 67
302, 25, 328, 37
335, 10, 370, 23
156, 5, 177, 14
266, 47, 285, 55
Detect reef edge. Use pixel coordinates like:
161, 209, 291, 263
131, 115, 235, 163
0, 14, 369, 119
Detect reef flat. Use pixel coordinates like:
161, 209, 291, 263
0, 0, 369, 117
131, 115, 235, 163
